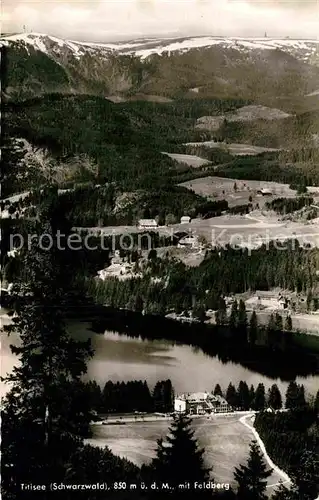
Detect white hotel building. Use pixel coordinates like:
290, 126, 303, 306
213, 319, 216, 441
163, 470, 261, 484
174, 392, 232, 415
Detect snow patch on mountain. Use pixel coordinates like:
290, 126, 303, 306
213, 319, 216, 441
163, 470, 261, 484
0, 33, 116, 59
1, 33, 318, 65
123, 36, 319, 62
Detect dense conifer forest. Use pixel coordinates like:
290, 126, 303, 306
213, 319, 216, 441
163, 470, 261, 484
255, 407, 319, 500
78, 379, 314, 415
26, 184, 229, 227
265, 196, 314, 214
86, 243, 319, 313
3, 95, 319, 197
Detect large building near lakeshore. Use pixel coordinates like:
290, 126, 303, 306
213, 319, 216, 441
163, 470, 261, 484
174, 392, 232, 415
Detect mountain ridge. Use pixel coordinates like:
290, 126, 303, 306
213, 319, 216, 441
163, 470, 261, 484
2, 32, 319, 104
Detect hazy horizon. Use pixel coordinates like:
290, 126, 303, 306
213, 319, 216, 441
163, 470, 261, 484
2, 1, 318, 42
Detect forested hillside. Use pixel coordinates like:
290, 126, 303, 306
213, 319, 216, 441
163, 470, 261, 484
86, 243, 319, 315
3, 94, 252, 192
213, 110, 319, 148
3, 94, 319, 196
255, 407, 319, 500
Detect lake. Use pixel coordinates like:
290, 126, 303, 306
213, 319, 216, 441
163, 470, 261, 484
1, 312, 318, 398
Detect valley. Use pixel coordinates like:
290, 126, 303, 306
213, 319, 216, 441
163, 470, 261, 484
1, 25, 319, 500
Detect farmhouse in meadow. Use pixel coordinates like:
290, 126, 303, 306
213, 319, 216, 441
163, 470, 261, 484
138, 219, 158, 230
245, 290, 288, 311
177, 234, 199, 249
180, 215, 191, 224
257, 187, 273, 196
174, 392, 232, 415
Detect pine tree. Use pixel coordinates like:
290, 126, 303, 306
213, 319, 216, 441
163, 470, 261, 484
274, 313, 283, 332
249, 385, 255, 408
152, 414, 211, 487
226, 383, 238, 409
237, 381, 250, 410
1, 135, 28, 197
163, 379, 174, 413
267, 313, 275, 330
213, 384, 223, 397
285, 381, 304, 410
229, 300, 238, 331
249, 311, 258, 345
295, 384, 307, 410
253, 384, 266, 411
268, 384, 282, 410
284, 315, 293, 331
271, 481, 296, 499
1, 222, 93, 497
295, 450, 319, 500
234, 440, 272, 500
216, 297, 227, 326
238, 300, 248, 339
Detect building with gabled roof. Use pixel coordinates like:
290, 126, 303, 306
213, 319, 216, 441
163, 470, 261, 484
174, 392, 232, 415
138, 219, 158, 230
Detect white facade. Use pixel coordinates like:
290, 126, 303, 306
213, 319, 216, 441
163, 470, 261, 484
174, 398, 187, 413
259, 188, 273, 196
177, 235, 199, 249
174, 392, 232, 415
245, 294, 286, 311
138, 219, 158, 230
180, 216, 191, 224
97, 262, 141, 281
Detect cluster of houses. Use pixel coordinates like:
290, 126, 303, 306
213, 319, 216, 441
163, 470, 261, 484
138, 215, 191, 230
174, 392, 232, 415
177, 234, 201, 250
244, 290, 300, 312
97, 250, 141, 281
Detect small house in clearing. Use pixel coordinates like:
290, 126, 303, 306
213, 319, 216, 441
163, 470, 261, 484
180, 215, 191, 224
257, 188, 273, 196
97, 251, 141, 281
177, 235, 199, 249
138, 219, 158, 230
245, 291, 288, 311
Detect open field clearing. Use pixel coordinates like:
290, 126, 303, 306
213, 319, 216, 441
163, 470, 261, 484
183, 213, 319, 248
161, 152, 212, 168
194, 106, 292, 132
74, 209, 319, 249
184, 141, 280, 156
179, 176, 305, 205
154, 246, 206, 266
86, 414, 284, 495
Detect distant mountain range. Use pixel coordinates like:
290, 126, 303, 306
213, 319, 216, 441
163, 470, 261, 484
1, 33, 319, 102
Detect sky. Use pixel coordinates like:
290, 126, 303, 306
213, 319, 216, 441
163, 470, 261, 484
1, 0, 319, 41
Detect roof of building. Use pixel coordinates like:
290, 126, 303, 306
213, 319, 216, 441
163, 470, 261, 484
177, 392, 209, 402
138, 219, 158, 226
176, 392, 230, 405
178, 235, 198, 245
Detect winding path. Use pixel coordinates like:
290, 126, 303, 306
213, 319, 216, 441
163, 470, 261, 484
239, 413, 291, 489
